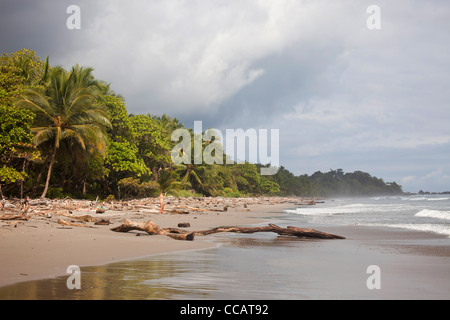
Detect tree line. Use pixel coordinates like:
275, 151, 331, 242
0, 49, 403, 200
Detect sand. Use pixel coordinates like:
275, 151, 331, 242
1, 196, 449, 299
0, 197, 294, 287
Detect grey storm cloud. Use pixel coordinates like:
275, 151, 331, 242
1, 0, 450, 192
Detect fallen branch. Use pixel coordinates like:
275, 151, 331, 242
177, 205, 209, 212
111, 220, 345, 241
111, 219, 194, 240
191, 223, 345, 239
55, 213, 98, 223
0, 214, 30, 221
94, 219, 110, 226
57, 219, 96, 228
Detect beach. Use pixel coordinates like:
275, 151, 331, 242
0, 197, 295, 288
1, 196, 449, 300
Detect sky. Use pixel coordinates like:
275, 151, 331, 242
1, 0, 449, 192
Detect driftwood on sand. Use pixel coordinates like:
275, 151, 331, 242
111, 220, 195, 241
111, 219, 345, 241
0, 214, 30, 221
57, 219, 97, 228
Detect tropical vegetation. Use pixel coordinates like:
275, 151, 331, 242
0, 49, 404, 200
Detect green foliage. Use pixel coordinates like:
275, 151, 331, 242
223, 187, 243, 198
0, 48, 404, 199
130, 114, 171, 170
157, 169, 182, 194
258, 177, 281, 196
105, 141, 149, 178
104, 194, 115, 202
273, 169, 403, 197
169, 189, 204, 198
0, 50, 45, 197
0, 166, 26, 183
118, 177, 159, 199
233, 163, 261, 194
105, 95, 134, 143
16, 64, 111, 198
46, 187, 72, 199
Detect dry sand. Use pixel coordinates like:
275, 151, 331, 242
0, 197, 295, 287
1, 196, 449, 299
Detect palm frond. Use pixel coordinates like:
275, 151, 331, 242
33, 127, 55, 147
61, 128, 86, 150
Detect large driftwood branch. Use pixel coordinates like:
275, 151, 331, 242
111, 219, 194, 241
191, 224, 345, 239
0, 214, 30, 221
111, 219, 345, 241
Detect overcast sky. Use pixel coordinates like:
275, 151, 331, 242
1, 0, 449, 192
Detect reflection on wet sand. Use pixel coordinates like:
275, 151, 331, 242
0, 233, 308, 300
0, 251, 218, 300
3, 229, 447, 300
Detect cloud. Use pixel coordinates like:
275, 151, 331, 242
51, 0, 318, 115
400, 168, 450, 192
42, 0, 367, 118
2, 0, 450, 191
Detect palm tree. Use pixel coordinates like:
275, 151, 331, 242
174, 163, 224, 196
157, 168, 182, 194
16, 66, 111, 198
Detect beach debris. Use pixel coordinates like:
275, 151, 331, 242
111, 219, 345, 241
0, 214, 30, 221
4, 203, 16, 209
94, 219, 111, 226
55, 212, 98, 223
57, 219, 97, 228
111, 219, 194, 241
178, 222, 190, 228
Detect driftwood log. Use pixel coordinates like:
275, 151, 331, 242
57, 219, 96, 228
111, 219, 345, 241
111, 220, 194, 241
0, 214, 30, 221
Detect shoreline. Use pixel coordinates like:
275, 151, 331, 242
0, 197, 295, 288
1, 196, 449, 299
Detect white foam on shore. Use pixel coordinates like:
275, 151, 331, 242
415, 209, 450, 221
404, 197, 450, 201
366, 223, 450, 238
285, 203, 406, 216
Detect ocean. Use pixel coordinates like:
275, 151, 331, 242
284, 194, 450, 237
1, 194, 449, 300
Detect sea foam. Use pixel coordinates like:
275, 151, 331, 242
415, 209, 450, 221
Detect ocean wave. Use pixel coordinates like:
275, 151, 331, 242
365, 223, 450, 237
284, 206, 365, 216
285, 203, 409, 216
415, 209, 450, 221
403, 196, 450, 201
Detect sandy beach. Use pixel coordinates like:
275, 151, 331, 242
0, 197, 295, 288
1, 196, 449, 300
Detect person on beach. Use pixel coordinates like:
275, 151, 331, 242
159, 192, 165, 214
22, 196, 30, 210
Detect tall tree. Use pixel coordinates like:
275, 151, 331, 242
0, 49, 45, 198
130, 114, 171, 175
16, 66, 111, 198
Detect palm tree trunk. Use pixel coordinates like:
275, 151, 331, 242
40, 144, 58, 199
20, 159, 26, 201
30, 155, 49, 199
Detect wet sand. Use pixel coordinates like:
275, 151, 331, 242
1, 197, 449, 299
0, 197, 293, 287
